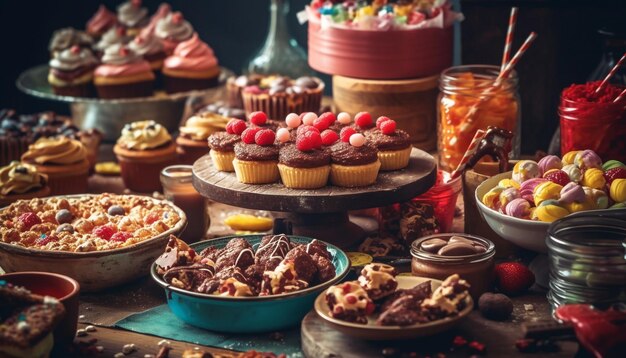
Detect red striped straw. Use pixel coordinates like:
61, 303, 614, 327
450, 129, 487, 179
501, 7, 519, 73
595, 52, 626, 95
613, 88, 626, 103
461, 32, 538, 132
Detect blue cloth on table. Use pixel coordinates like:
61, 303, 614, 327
115, 304, 303, 357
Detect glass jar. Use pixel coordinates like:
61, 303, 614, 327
559, 96, 626, 162
437, 65, 521, 171
160, 165, 209, 244
547, 213, 626, 310
410, 170, 462, 233
411, 233, 495, 299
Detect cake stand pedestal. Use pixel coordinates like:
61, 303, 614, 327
192, 148, 437, 248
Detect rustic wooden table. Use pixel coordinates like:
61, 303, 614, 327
39, 171, 579, 357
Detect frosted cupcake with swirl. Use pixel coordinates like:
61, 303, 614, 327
162, 33, 220, 93
86, 5, 118, 39
94, 44, 155, 99
0, 161, 50, 206
113, 120, 177, 192
155, 12, 194, 55
116, 0, 149, 36
48, 45, 98, 97
21, 137, 89, 195
129, 31, 166, 73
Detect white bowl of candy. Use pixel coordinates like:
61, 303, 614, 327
474, 150, 626, 253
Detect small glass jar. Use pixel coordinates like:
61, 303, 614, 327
410, 170, 462, 233
437, 65, 521, 171
160, 165, 209, 244
411, 233, 495, 299
559, 96, 626, 162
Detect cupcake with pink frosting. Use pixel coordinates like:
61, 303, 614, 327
162, 33, 220, 94
94, 44, 155, 99
155, 12, 194, 55
86, 5, 118, 39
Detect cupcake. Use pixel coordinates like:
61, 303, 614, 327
278, 143, 331, 189
162, 33, 220, 93
177, 111, 231, 165
240, 75, 324, 120
208, 129, 242, 172
233, 128, 279, 184
365, 118, 412, 171
113, 120, 177, 192
226, 74, 262, 108
92, 26, 130, 57
49, 27, 94, 58
154, 12, 194, 55
86, 5, 118, 39
0, 161, 50, 207
329, 133, 381, 187
48, 45, 98, 97
116, 0, 149, 36
128, 31, 167, 75
21, 137, 89, 195
1, 109, 32, 167
94, 44, 155, 99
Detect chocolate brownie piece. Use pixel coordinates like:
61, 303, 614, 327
380, 280, 432, 313
214, 238, 255, 272
284, 246, 317, 283
255, 234, 292, 271
312, 253, 336, 283
377, 295, 428, 326
358, 263, 398, 301
303, 239, 331, 260
162, 263, 216, 291
325, 281, 373, 324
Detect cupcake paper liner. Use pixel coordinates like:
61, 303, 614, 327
39, 168, 89, 196
95, 79, 154, 99
378, 146, 412, 171
233, 159, 279, 184
330, 160, 381, 187
226, 77, 244, 108
1, 137, 31, 167
242, 87, 323, 120
117, 155, 176, 193
210, 150, 236, 172
278, 164, 330, 189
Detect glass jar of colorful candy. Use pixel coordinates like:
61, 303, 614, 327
437, 65, 521, 171
559, 81, 626, 163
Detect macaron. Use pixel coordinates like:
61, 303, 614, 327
512, 160, 540, 183
538, 155, 562, 176
561, 150, 580, 165
574, 149, 602, 171
558, 182, 586, 205
602, 160, 626, 171
561, 164, 582, 183
533, 181, 563, 206
532, 202, 569, 223
581, 168, 606, 190
505, 198, 532, 219
609, 178, 626, 203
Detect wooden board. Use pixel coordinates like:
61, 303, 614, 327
192, 148, 437, 213
301, 293, 578, 358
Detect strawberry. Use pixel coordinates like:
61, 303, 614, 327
144, 212, 160, 225
296, 130, 319, 151
255, 129, 275, 146
345, 294, 357, 304
92, 225, 117, 241
226, 119, 246, 135
340, 127, 356, 142
376, 116, 391, 129
296, 125, 319, 137
354, 112, 373, 129
241, 127, 261, 144
543, 169, 570, 187
18, 212, 41, 231
110, 232, 133, 242
604, 167, 626, 185
494, 262, 535, 295
321, 130, 339, 146
249, 111, 267, 126
341, 283, 352, 294
318, 112, 336, 126
380, 119, 396, 135
313, 117, 330, 131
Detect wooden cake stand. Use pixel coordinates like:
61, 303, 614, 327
192, 148, 437, 248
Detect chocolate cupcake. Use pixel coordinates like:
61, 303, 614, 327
48, 46, 98, 97
154, 11, 194, 55
240, 75, 324, 121
278, 144, 330, 189
329, 135, 381, 187
116, 0, 149, 36
233, 129, 279, 184
162, 33, 220, 93
366, 119, 412, 171
49, 27, 94, 58
94, 44, 155, 99
208, 131, 241, 172
86, 5, 118, 39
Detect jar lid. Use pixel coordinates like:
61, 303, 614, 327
410, 233, 495, 264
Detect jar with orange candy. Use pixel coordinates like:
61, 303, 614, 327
437, 65, 521, 171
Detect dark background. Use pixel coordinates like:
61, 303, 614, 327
1, 0, 625, 154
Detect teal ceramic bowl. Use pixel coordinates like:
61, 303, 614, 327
151, 235, 350, 333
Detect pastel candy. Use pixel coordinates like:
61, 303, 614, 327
499, 188, 521, 210
532, 204, 569, 223
562, 164, 582, 183
533, 181, 563, 206
562, 151, 581, 165
564, 201, 593, 213
559, 182, 586, 204
505, 198, 532, 219
482, 187, 504, 209
583, 187, 609, 209
602, 160, 626, 171
610, 202, 626, 209
337, 112, 352, 125
276, 128, 290, 143
538, 155, 562, 176
512, 160, 540, 183
581, 168, 606, 190
610, 178, 626, 203
574, 149, 602, 170
285, 113, 301, 128
519, 178, 548, 202
498, 178, 521, 189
